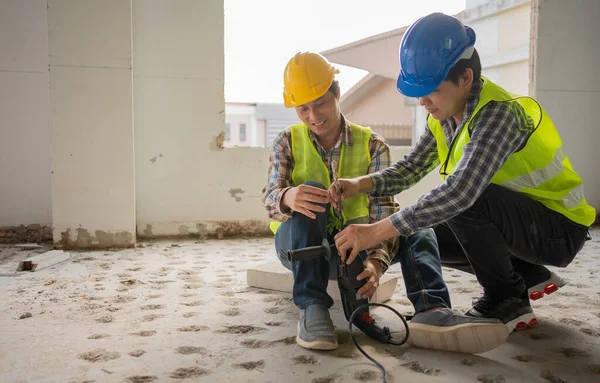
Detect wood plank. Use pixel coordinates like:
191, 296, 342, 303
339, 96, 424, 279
17, 250, 71, 272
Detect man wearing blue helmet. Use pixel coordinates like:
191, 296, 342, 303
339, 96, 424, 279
330, 13, 595, 332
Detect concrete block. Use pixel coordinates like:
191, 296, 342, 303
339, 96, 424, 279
17, 250, 71, 272
247, 261, 397, 304
133, 0, 223, 79
47, 0, 132, 68
50, 66, 135, 246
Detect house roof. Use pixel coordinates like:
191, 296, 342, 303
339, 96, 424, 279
321, 12, 463, 79
321, 26, 408, 80
339, 73, 386, 110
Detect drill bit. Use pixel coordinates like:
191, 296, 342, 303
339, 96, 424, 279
331, 160, 344, 228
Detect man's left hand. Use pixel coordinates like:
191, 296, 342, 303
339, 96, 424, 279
356, 259, 382, 299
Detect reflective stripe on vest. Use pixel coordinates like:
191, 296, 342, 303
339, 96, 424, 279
269, 122, 372, 234
427, 77, 596, 227
499, 146, 584, 210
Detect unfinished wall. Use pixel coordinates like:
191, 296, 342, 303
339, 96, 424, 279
465, 1, 531, 95
0, 0, 52, 241
532, 0, 600, 215
484, 61, 530, 96
133, 0, 245, 238
0, 0, 444, 245
48, 0, 136, 248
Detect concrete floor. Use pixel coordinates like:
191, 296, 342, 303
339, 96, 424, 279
1, 229, 599, 383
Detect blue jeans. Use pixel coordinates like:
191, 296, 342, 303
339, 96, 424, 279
274, 181, 451, 313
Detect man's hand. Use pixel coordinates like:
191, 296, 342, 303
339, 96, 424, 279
327, 178, 360, 210
334, 219, 400, 264
281, 185, 329, 219
357, 259, 382, 299
334, 223, 381, 265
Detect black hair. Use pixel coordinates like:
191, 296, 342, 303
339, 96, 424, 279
328, 80, 340, 97
445, 48, 481, 84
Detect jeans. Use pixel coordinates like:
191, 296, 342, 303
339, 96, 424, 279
436, 183, 590, 301
274, 181, 451, 313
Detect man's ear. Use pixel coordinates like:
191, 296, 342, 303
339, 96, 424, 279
462, 68, 474, 88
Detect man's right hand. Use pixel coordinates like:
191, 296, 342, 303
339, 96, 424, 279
327, 178, 360, 209
281, 185, 329, 219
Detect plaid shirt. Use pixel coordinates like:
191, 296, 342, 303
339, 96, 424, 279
261, 116, 399, 269
370, 78, 534, 236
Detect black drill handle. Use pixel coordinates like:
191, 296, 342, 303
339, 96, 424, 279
338, 253, 393, 344
284, 238, 334, 263
340, 254, 368, 292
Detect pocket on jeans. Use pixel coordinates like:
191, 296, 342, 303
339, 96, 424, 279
540, 228, 586, 267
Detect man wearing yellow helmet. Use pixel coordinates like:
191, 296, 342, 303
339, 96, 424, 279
261, 52, 509, 353
331, 13, 594, 332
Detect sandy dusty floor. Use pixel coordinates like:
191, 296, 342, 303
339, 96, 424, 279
0, 229, 599, 383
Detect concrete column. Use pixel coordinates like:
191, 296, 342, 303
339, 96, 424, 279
134, 0, 257, 238
48, 0, 136, 248
531, 0, 600, 216
0, 1, 52, 238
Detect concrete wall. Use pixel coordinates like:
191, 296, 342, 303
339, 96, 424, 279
135, 142, 441, 238
532, 0, 600, 214
465, 1, 531, 95
484, 61, 530, 96
0, 0, 452, 245
133, 0, 254, 238
48, 0, 136, 247
0, 0, 52, 236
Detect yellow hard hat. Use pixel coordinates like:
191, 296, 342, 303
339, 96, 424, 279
282, 52, 339, 108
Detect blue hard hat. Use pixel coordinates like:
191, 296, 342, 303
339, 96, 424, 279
397, 13, 476, 98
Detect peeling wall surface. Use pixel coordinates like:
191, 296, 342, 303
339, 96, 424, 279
0, 0, 52, 228
532, 0, 600, 211
48, 0, 136, 248
135, 146, 442, 238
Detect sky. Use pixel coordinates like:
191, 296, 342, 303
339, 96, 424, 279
224, 0, 466, 103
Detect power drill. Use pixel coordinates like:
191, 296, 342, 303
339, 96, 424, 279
283, 238, 401, 344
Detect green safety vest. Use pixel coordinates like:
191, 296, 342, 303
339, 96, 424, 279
270, 122, 372, 234
428, 77, 596, 227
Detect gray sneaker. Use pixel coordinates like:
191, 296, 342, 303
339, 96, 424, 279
296, 305, 338, 350
408, 308, 509, 354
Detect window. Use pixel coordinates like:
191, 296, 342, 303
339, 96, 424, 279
225, 123, 231, 141
239, 123, 247, 141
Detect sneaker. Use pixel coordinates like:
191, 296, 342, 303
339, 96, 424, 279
408, 308, 509, 354
296, 305, 338, 350
527, 271, 567, 301
472, 271, 568, 305
466, 295, 537, 332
